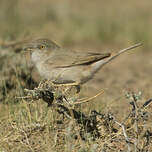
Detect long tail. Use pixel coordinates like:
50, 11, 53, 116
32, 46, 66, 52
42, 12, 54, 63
105, 43, 143, 64
92, 43, 143, 74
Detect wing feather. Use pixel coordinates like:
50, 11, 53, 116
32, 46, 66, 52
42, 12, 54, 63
45, 49, 111, 68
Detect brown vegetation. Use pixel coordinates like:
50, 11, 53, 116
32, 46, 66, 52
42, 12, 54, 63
0, 0, 152, 151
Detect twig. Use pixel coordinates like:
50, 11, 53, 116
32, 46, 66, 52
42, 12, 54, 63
73, 89, 104, 105
15, 96, 32, 99
142, 98, 152, 108
115, 121, 131, 152
132, 94, 139, 152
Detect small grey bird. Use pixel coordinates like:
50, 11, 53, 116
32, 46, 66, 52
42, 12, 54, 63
24, 39, 142, 85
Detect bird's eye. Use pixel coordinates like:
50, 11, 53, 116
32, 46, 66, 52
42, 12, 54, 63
39, 45, 45, 49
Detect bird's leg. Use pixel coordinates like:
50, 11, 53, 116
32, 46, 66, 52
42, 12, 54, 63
64, 85, 81, 94
52, 82, 81, 94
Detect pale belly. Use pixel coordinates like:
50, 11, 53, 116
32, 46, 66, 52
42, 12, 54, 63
36, 63, 93, 84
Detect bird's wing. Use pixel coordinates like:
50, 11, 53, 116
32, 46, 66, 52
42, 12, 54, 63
45, 49, 111, 68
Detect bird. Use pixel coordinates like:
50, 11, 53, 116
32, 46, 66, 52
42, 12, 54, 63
23, 38, 142, 86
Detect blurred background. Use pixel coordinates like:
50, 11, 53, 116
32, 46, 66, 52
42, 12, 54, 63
0, 0, 152, 151
0, 0, 152, 117
0, 0, 151, 47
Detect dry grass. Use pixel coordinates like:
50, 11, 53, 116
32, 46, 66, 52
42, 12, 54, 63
0, 80, 152, 151
0, 0, 152, 151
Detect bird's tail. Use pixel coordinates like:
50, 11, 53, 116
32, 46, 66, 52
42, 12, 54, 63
104, 43, 143, 65
91, 43, 143, 74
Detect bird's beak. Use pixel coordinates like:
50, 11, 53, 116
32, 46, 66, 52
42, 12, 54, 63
23, 44, 35, 52
23, 47, 33, 52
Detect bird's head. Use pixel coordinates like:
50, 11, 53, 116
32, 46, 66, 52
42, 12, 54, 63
23, 38, 60, 63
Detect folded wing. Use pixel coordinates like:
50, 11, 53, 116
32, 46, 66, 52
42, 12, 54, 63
45, 49, 111, 68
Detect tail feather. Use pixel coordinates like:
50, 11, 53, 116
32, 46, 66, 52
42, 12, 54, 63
105, 43, 143, 65
92, 43, 143, 74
